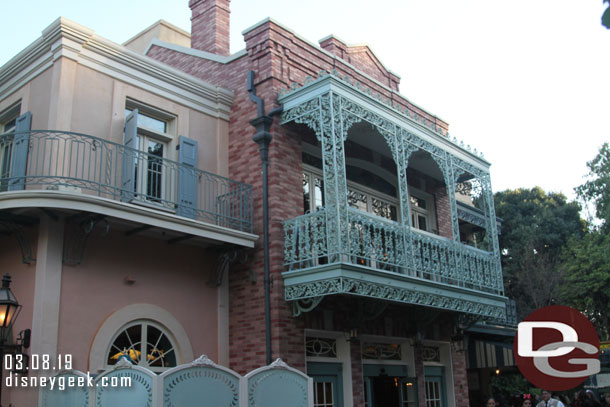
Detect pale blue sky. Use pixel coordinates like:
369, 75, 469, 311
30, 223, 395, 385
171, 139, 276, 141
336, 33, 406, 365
1, 1, 609, 200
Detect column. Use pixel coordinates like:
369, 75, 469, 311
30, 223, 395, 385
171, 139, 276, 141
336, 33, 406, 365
31, 216, 64, 360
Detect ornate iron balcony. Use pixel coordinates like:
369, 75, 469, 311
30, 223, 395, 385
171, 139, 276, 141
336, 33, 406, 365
0, 131, 253, 233
284, 208, 505, 318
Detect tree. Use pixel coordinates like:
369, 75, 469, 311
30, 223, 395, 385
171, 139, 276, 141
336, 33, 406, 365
560, 143, 610, 340
575, 142, 610, 228
494, 187, 585, 320
559, 232, 610, 340
603, 0, 610, 29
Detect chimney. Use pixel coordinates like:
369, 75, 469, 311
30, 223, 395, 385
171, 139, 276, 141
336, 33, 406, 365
189, 0, 230, 56
319, 35, 348, 60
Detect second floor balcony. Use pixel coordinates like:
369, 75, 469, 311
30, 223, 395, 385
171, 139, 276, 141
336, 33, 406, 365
0, 128, 254, 248
278, 73, 507, 319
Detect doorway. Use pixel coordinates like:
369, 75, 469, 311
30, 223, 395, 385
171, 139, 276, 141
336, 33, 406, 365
363, 365, 417, 407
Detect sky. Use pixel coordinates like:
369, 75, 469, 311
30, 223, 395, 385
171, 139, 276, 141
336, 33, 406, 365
1, 1, 609, 201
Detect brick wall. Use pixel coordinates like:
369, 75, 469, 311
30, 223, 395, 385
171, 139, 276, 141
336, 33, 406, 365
146, 6, 461, 389
433, 186, 453, 239
414, 346, 428, 407
319, 36, 400, 91
350, 339, 365, 407
451, 344, 471, 407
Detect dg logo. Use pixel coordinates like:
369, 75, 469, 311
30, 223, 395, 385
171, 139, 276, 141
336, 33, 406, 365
514, 305, 600, 390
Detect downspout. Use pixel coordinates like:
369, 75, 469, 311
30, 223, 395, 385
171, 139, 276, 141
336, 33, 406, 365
247, 71, 282, 366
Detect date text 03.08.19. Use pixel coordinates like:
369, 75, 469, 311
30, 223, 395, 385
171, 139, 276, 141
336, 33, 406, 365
4, 354, 72, 371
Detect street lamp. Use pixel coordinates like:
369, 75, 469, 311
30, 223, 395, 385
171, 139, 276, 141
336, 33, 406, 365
0, 273, 21, 402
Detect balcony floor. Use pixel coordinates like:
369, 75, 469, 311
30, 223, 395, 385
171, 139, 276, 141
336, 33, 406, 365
0, 190, 257, 248
283, 262, 507, 319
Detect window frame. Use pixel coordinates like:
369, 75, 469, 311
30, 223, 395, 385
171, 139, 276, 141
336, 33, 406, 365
0, 103, 21, 192
125, 101, 176, 205
105, 319, 180, 373
408, 187, 437, 234
302, 164, 438, 235
303, 164, 400, 222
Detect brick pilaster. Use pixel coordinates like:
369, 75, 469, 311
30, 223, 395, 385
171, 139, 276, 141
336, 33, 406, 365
451, 344, 470, 407
350, 339, 365, 407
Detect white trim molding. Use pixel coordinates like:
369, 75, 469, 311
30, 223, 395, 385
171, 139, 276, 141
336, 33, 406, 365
0, 17, 234, 121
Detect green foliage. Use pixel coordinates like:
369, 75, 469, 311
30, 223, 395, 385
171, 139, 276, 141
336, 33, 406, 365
575, 142, 610, 228
490, 373, 529, 400
559, 231, 610, 340
494, 187, 585, 319
604, 0, 610, 29
558, 143, 610, 340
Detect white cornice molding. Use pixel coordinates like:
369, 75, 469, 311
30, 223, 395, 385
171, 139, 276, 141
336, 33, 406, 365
123, 19, 191, 47
0, 17, 234, 121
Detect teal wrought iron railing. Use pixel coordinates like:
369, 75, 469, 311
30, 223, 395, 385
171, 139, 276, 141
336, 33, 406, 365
284, 208, 503, 295
0, 131, 253, 233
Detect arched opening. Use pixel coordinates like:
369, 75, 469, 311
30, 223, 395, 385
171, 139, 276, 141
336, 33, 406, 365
344, 122, 399, 221
300, 121, 400, 221
405, 150, 449, 238
454, 171, 491, 251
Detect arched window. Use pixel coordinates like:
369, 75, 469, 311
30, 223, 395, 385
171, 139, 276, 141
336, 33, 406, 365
106, 320, 178, 372
89, 304, 193, 373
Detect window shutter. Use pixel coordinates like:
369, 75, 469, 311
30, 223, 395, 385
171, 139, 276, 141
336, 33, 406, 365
176, 135, 198, 219
8, 111, 32, 191
121, 109, 138, 202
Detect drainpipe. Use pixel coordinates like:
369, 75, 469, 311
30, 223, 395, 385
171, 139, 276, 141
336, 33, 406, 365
247, 71, 282, 366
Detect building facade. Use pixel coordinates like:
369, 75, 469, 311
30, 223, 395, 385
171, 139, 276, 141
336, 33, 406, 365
144, 1, 507, 406
0, 16, 255, 406
0, 1, 507, 406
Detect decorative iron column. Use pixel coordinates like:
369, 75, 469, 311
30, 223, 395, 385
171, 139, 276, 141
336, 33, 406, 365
481, 174, 504, 294
318, 93, 350, 262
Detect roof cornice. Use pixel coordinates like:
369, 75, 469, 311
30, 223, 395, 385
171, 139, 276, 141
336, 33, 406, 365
0, 17, 234, 120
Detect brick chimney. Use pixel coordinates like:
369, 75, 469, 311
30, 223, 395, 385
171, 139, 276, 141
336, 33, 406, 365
319, 35, 348, 60
189, 0, 230, 56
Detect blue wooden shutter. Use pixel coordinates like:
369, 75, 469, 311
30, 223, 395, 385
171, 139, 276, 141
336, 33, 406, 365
121, 109, 138, 202
177, 135, 198, 219
8, 111, 32, 191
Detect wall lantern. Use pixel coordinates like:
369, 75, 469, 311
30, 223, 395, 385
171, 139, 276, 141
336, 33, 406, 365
0, 274, 21, 343
0, 273, 24, 402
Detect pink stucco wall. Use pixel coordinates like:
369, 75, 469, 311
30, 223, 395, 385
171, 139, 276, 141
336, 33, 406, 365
0, 231, 37, 341
57, 229, 219, 372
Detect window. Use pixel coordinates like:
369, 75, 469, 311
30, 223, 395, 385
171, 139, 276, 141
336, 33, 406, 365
302, 159, 437, 233
106, 320, 178, 372
303, 171, 325, 213
424, 366, 446, 407
303, 165, 398, 222
124, 103, 175, 203
409, 189, 436, 234
425, 378, 443, 407
0, 104, 20, 192
308, 362, 343, 407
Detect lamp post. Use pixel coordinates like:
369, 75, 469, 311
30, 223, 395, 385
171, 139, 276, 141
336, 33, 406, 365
0, 274, 22, 402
